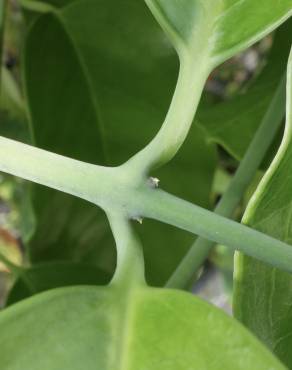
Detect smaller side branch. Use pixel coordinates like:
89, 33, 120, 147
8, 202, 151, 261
108, 212, 145, 286
124, 57, 209, 175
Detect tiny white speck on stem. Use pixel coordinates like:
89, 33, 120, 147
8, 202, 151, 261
148, 177, 160, 188
132, 216, 143, 224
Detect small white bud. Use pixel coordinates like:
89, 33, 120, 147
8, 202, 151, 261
132, 216, 143, 224
149, 177, 160, 188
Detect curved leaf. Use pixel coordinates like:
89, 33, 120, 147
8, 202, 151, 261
0, 285, 286, 369
146, 0, 292, 68
233, 49, 292, 367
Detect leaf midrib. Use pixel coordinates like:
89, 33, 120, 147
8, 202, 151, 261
112, 284, 142, 370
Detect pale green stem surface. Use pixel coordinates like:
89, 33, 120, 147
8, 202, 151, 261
139, 187, 292, 274
124, 57, 209, 173
108, 212, 145, 286
1, 136, 292, 275
167, 75, 287, 289
0, 136, 115, 206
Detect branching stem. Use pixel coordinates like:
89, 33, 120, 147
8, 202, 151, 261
1, 135, 292, 276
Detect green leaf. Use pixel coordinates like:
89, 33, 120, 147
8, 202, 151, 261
0, 285, 286, 369
210, 0, 292, 65
22, 0, 216, 285
6, 261, 110, 305
122, 0, 292, 174
146, 0, 292, 68
197, 19, 291, 163
233, 49, 292, 367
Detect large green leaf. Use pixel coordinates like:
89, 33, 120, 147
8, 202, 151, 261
233, 49, 292, 367
22, 0, 216, 285
0, 285, 286, 369
197, 19, 291, 163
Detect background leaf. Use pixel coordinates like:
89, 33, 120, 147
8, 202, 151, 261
233, 49, 292, 367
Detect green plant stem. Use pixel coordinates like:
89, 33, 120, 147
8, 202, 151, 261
138, 187, 292, 274
108, 213, 145, 286
0, 136, 115, 207
166, 74, 287, 289
124, 57, 209, 173
1, 136, 292, 273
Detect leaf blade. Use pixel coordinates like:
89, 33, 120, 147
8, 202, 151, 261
233, 48, 292, 367
0, 285, 287, 369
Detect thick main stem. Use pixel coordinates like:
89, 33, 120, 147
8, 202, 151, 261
138, 187, 292, 274
166, 75, 287, 289
1, 136, 292, 275
0, 136, 115, 207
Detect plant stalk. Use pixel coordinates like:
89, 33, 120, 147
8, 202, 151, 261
124, 56, 209, 174
1, 136, 292, 274
138, 186, 292, 275
108, 213, 145, 286
166, 75, 287, 289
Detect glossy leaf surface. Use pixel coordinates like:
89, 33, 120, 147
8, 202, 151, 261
0, 285, 287, 370
146, 0, 292, 67
234, 49, 292, 367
